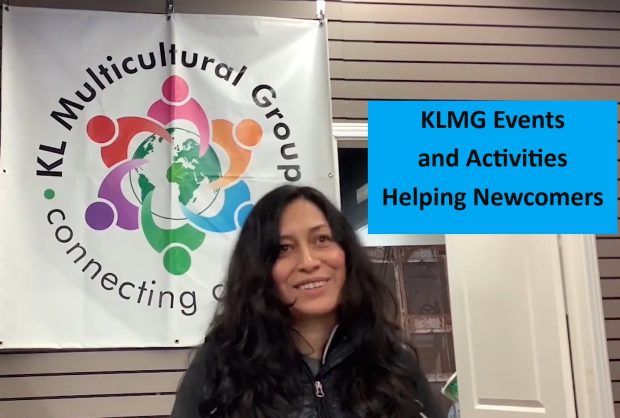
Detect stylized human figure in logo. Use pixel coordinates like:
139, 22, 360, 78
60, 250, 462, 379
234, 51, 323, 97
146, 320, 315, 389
209, 119, 263, 189
85, 159, 148, 231
87, 115, 172, 168
141, 191, 206, 276
181, 180, 253, 233
148, 75, 211, 158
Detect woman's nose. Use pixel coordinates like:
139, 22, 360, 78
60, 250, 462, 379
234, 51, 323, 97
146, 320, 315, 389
297, 245, 320, 271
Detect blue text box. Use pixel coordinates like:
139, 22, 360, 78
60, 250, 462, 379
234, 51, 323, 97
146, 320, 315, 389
368, 101, 618, 234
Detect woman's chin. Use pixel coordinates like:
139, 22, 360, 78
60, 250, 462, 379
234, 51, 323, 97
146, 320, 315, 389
291, 300, 339, 319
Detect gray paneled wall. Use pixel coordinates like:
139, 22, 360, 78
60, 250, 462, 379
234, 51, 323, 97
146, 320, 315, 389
1, 0, 619, 417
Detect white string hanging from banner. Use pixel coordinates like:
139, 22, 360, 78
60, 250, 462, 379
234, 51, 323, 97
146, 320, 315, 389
316, 0, 326, 23
166, 0, 174, 20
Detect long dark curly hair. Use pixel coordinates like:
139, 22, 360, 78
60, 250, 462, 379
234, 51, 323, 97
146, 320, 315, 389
197, 185, 423, 417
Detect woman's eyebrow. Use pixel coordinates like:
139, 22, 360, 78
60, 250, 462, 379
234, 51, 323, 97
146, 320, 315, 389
279, 224, 329, 239
309, 223, 329, 232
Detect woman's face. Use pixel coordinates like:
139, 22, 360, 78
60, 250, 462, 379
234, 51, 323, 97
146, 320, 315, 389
272, 198, 346, 320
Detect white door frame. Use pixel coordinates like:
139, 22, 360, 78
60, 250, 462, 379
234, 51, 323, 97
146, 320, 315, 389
559, 234, 614, 418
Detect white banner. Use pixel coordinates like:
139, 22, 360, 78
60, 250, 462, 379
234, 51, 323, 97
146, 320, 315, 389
0, 7, 336, 348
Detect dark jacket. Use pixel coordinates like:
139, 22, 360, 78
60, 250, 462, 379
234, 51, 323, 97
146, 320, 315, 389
171, 327, 442, 418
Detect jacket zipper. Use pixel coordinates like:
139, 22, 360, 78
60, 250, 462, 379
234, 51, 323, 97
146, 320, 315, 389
314, 380, 331, 418
315, 381, 325, 397
302, 361, 330, 417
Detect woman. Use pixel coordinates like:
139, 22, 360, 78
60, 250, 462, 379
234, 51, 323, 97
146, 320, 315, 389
171, 185, 441, 418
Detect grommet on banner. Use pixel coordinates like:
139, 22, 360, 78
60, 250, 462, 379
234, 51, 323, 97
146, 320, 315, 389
3, 0, 9, 12
166, 0, 174, 21
316, 0, 325, 25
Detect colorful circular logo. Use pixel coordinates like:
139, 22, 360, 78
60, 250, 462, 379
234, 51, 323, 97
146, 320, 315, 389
85, 75, 262, 275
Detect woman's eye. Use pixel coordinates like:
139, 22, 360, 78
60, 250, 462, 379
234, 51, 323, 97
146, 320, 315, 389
279, 244, 293, 253
316, 235, 331, 244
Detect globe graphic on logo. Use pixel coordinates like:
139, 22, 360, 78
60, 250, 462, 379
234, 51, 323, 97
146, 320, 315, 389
129, 127, 222, 221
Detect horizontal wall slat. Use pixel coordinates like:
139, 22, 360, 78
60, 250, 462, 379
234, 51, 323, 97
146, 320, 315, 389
602, 281, 620, 299
329, 40, 344, 60
0, 394, 175, 418
608, 340, 620, 357
604, 300, 620, 318
599, 239, 620, 259
333, 22, 620, 47
9, 0, 163, 13
331, 80, 620, 100
0, 349, 194, 375
343, 0, 620, 12
338, 42, 620, 66
0, 372, 182, 399
340, 3, 620, 29
607, 320, 620, 339
332, 61, 620, 83
600, 259, 620, 278
332, 99, 353, 120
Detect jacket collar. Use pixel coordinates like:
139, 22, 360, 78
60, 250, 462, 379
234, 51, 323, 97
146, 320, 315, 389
317, 324, 357, 378
321, 324, 340, 366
